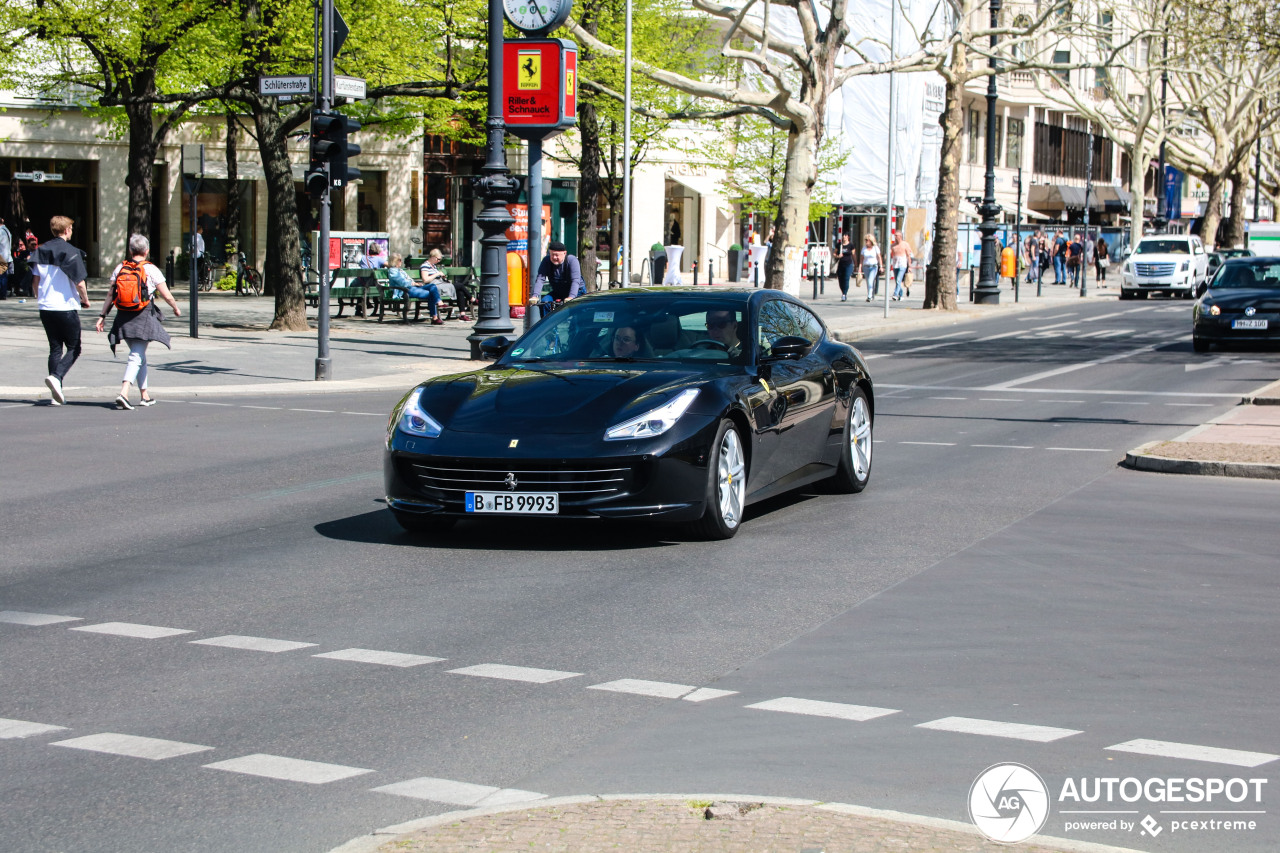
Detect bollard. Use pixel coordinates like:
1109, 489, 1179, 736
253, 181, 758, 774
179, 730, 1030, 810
812, 264, 819, 300
753, 263, 759, 288
693, 260, 699, 286
708, 260, 714, 286
969, 267, 975, 302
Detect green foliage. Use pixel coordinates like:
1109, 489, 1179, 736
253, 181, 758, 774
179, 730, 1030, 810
215, 273, 238, 290
712, 115, 848, 223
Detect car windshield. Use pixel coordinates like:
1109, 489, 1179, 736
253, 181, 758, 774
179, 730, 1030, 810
503, 295, 751, 366
1134, 240, 1191, 255
1210, 262, 1280, 289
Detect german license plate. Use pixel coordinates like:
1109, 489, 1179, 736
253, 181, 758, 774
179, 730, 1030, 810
466, 492, 559, 514
1232, 319, 1268, 329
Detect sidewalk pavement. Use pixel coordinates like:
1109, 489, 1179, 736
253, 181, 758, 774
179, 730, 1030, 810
0, 273, 1113, 403
332, 794, 1143, 853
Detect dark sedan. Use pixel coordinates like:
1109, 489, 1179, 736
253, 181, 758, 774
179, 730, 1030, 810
384, 287, 874, 539
1193, 258, 1280, 352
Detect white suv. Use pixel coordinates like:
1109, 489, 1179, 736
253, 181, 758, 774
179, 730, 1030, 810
1120, 235, 1208, 300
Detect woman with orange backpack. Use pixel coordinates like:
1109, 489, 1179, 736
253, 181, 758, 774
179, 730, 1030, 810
95, 234, 181, 410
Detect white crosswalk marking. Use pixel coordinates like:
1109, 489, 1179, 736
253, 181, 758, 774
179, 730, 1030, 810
1106, 739, 1279, 768
190, 635, 318, 653
0, 611, 81, 626
746, 697, 899, 722
70, 622, 193, 639
447, 663, 582, 683
372, 776, 546, 806
0, 718, 68, 739
314, 648, 445, 667
916, 716, 1082, 742
683, 687, 739, 703
588, 679, 697, 699
204, 753, 373, 783
51, 733, 214, 760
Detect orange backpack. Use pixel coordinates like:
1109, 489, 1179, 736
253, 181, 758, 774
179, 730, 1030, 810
114, 260, 151, 311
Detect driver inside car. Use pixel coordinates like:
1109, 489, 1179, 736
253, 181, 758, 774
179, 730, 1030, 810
705, 309, 742, 358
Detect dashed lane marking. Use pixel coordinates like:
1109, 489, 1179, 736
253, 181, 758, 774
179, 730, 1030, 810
241, 405, 282, 410
204, 753, 373, 784
745, 697, 899, 722
447, 663, 583, 684
69, 622, 193, 639
0, 610, 81, 626
0, 718, 68, 739
1167, 403, 1214, 407
928, 396, 967, 400
190, 635, 318, 653
290, 408, 336, 414
189, 401, 233, 406
916, 716, 1082, 743
978, 398, 1023, 402
341, 411, 384, 417
900, 441, 956, 446
1045, 447, 1113, 453
314, 648, 445, 667
970, 444, 1034, 449
372, 777, 546, 806
588, 679, 699, 699
1106, 739, 1279, 768
51, 733, 214, 760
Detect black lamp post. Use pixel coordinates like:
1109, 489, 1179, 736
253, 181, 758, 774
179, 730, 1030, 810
468, 0, 520, 359
1153, 27, 1169, 233
973, 0, 1003, 304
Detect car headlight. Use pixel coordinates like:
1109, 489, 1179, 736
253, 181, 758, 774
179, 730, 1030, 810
1199, 303, 1220, 317
397, 387, 444, 438
1180, 261, 1190, 272
605, 388, 699, 441
1124, 262, 1133, 274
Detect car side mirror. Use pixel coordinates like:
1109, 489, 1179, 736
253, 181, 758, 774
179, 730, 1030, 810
480, 336, 512, 359
763, 336, 811, 360
1195, 281, 1208, 298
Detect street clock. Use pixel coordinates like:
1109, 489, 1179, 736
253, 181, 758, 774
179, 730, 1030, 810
503, 0, 572, 36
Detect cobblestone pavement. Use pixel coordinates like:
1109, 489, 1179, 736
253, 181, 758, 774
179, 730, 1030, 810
366, 798, 1138, 853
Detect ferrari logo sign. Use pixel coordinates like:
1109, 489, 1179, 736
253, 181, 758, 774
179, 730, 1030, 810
518, 51, 542, 90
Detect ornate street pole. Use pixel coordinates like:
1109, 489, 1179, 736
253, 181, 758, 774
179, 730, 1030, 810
1154, 26, 1169, 233
468, 0, 520, 359
973, 0, 1003, 304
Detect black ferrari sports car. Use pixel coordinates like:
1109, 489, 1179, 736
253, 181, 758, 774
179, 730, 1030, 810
1193, 258, 1280, 352
384, 287, 874, 539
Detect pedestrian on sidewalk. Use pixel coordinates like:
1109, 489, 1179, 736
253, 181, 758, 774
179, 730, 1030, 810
1095, 236, 1110, 285
1037, 235, 1050, 287
0, 215, 11, 299
95, 234, 180, 410
1024, 233, 1038, 283
34, 216, 90, 406
1052, 230, 1068, 284
1067, 233, 1084, 288
859, 234, 883, 302
890, 233, 913, 300
834, 233, 854, 301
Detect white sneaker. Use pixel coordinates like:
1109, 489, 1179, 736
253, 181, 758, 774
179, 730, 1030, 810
138, 397, 156, 407
45, 375, 65, 405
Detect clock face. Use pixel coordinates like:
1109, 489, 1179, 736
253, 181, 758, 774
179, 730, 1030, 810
503, 0, 571, 34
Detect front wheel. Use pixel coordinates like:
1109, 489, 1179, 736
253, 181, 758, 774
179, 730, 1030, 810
1192, 337, 1211, 354
829, 386, 873, 493
690, 420, 747, 540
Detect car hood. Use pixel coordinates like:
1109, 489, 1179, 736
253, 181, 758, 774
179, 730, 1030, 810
1204, 288, 1280, 310
417, 365, 710, 435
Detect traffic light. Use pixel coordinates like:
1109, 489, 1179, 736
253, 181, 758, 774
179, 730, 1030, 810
307, 111, 362, 200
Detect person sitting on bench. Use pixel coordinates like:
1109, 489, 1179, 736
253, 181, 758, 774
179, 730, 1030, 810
388, 252, 444, 325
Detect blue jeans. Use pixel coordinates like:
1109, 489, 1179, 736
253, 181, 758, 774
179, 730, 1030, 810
1053, 254, 1066, 283
863, 265, 879, 299
892, 265, 907, 299
402, 284, 440, 317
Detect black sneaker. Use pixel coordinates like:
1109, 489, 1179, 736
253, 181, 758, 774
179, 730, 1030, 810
115, 395, 134, 411
138, 397, 156, 407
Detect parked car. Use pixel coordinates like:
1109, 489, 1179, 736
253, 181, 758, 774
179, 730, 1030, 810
1207, 248, 1256, 279
1120, 234, 1209, 299
1192, 257, 1280, 352
384, 287, 874, 539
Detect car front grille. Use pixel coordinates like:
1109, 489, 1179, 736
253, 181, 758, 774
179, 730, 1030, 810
402, 457, 643, 505
1135, 262, 1177, 277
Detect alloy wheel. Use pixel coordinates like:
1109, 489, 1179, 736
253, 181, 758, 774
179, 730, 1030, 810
849, 395, 872, 480
717, 428, 746, 528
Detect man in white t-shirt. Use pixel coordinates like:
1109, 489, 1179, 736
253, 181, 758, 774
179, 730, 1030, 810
34, 215, 90, 405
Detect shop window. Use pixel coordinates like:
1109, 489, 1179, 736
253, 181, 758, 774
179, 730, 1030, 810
967, 109, 982, 164
1006, 118, 1024, 169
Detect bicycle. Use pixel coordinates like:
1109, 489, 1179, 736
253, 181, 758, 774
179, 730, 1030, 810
196, 254, 216, 292
233, 251, 263, 296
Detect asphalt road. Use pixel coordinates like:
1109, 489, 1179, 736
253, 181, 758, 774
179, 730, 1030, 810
1, 299, 1277, 852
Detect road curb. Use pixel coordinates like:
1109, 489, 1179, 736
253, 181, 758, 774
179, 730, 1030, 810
1122, 441, 1280, 479
329, 793, 1145, 853
1242, 377, 1280, 405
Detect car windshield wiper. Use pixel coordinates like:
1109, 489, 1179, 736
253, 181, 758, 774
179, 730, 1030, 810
579, 356, 665, 363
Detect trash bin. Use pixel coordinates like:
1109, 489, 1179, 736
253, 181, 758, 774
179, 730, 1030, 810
650, 244, 666, 285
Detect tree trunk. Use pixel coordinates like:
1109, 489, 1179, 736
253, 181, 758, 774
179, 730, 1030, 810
764, 121, 817, 289
578, 101, 601, 291
124, 97, 160, 247
1223, 165, 1248, 249
1196, 172, 1226, 248
1127, 136, 1150, 248
924, 53, 965, 311
226, 111, 241, 253
247, 95, 306, 331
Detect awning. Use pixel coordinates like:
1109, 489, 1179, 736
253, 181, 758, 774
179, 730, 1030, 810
1094, 185, 1131, 212
1018, 207, 1052, 220
193, 160, 267, 181
958, 199, 981, 219
1028, 183, 1088, 211
665, 171, 719, 198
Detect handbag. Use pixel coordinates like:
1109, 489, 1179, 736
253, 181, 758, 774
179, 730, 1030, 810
1099, 258, 1110, 269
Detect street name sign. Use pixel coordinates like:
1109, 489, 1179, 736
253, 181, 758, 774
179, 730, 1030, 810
334, 75, 367, 100
260, 76, 313, 97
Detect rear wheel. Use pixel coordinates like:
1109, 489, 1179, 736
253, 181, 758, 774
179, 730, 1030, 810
392, 510, 456, 536
829, 387, 873, 494
691, 420, 747, 540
